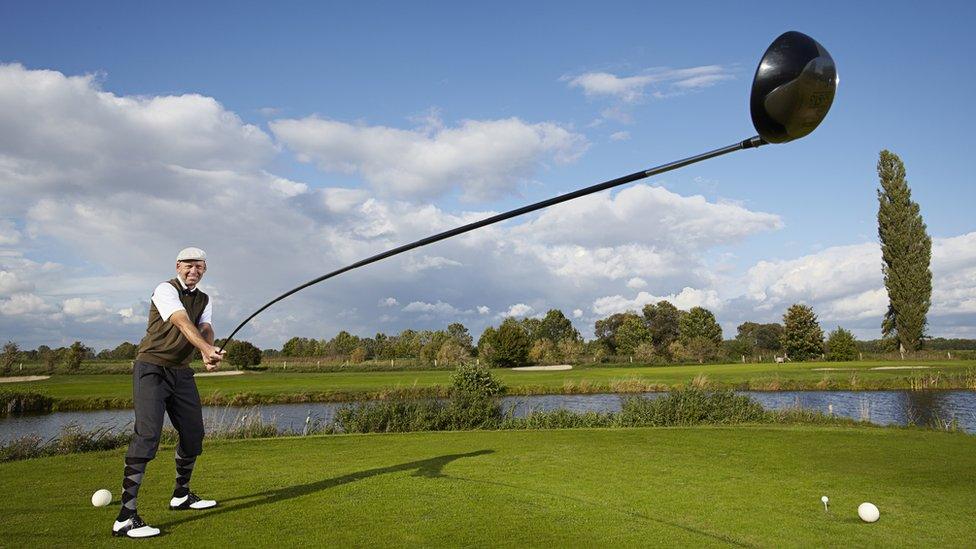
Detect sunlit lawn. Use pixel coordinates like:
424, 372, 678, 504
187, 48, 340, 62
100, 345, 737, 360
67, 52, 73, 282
10, 359, 975, 408
1, 426, 974, 547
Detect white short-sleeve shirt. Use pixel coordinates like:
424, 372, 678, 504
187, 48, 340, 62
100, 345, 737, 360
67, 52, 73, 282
151, 282, 213, 328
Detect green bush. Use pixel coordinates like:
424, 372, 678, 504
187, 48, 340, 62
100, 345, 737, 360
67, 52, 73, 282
618, 388, 767, 426
450, 363, 505, 398
500, 409, 614, 429
448, 363, 505, 429
0, 424, 130, 462
63, 342, 86, 372
337, 363, 507, 433
224, 340, 263, 369
335, 398, 450, 433
825, 327, 859, 361
50, 425, 131, 455
435, 340, 469, 366
2, 341, 20, 375
0, 434, 45, 462
481, 318, 530, 368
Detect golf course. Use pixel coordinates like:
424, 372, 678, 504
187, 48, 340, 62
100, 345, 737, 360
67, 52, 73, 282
6, 359, 975, 412
4, 1, 976, 546
1, 425, 973, 547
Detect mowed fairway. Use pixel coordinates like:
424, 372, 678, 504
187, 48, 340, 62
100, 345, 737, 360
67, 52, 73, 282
1, 427, 974, 547
13, 359, 976, 407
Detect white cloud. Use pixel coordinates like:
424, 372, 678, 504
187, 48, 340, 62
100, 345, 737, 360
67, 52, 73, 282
513, 185, 781, 249
930, 232, 976, 316
529, 244, 680, 282
609, 131, 630, 141
572, 309, 583, 319
566, 72, 656, 103
501, 303, 534, 318
268, 175, 308, 197
320, 187, 371, 214
820, 288, 888, 321
0, 270, 34, 296
745, 243, 881, 307
117, 306, 147, 325
738, 233, 976, 334
62, 297, 113, 321
379, 297, 399, 307
592, 287, 722, 317
269, 115, 588, 201
0, 293, 54, 316
0, 64, 275, 215
564, 65, 735, 103
477, 306, 491, 315
402, 300, 460, 316
627, 277, 647, 290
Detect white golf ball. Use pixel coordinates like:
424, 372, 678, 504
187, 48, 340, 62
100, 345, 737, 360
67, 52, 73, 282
858, 502, 880, 523
821, 496, 829, 504
91, 489, 112, 507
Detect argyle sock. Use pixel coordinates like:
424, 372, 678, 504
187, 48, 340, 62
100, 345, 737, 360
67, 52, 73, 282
117, 457, 149, 521
173, 449, 196, 498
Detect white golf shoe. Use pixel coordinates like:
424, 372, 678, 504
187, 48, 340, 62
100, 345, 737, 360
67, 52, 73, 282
169, 491, 217, 510
112, 514, 160, 538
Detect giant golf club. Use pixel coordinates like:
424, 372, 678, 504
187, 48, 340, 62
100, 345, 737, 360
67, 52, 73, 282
218, 31, 837, 352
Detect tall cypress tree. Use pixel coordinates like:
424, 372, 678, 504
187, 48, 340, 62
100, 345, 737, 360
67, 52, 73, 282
877, 150, 932, 351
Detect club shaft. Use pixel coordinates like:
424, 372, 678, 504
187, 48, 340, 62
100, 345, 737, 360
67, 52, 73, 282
218, 135, 766, 351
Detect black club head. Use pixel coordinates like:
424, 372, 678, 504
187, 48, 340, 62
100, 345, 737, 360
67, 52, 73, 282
751, 31, 838, 144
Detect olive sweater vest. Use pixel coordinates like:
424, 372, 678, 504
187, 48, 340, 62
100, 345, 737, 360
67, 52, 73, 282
136, 279, 210, 368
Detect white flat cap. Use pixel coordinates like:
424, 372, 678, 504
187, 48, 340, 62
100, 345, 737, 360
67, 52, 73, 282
176, 247, 207, 262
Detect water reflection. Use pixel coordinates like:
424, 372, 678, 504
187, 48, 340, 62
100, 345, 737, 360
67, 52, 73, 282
1, 390, 974, 443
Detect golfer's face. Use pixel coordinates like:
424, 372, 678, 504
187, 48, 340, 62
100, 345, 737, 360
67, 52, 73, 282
176, 260, 207, 287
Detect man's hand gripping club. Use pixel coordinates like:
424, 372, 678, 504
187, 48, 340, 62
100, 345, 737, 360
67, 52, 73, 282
169, 310, 225, 371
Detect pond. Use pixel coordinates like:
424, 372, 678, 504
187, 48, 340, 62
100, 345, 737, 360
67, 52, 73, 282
2, 390, 975, 443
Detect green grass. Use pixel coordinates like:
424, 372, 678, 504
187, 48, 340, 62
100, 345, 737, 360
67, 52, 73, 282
6, 359, 976, 411
0, 426, 973, 547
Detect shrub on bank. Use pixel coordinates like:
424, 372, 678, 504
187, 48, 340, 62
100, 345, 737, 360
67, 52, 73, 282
618, 389, 767, 426
338, 363, 508, 432
500, 409, 614, 430
336, 398, 451, 433
1, 390, 55, 415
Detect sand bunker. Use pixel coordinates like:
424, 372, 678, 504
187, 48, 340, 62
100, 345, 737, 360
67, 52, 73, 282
870, 366, 932, 371
196, 370, 246, 377
811, 368, 856, 371
0, 375, 51, 383
511, 365, 573, 371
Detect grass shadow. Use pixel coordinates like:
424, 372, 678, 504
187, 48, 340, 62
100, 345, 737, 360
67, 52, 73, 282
158, 449, 493, 530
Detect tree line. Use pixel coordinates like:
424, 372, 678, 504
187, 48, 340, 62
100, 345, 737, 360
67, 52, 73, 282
1, 341, 94, 374
2, 301, 971, 374
0, 306, 917, 374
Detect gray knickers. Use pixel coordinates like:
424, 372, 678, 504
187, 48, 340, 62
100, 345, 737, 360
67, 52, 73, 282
125, 361, 205, 460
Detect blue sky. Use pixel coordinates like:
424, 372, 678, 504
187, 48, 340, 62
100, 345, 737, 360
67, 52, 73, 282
1, 1, 974, 349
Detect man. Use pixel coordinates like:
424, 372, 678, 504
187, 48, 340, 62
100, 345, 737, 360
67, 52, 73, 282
113, 247, 226, 539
